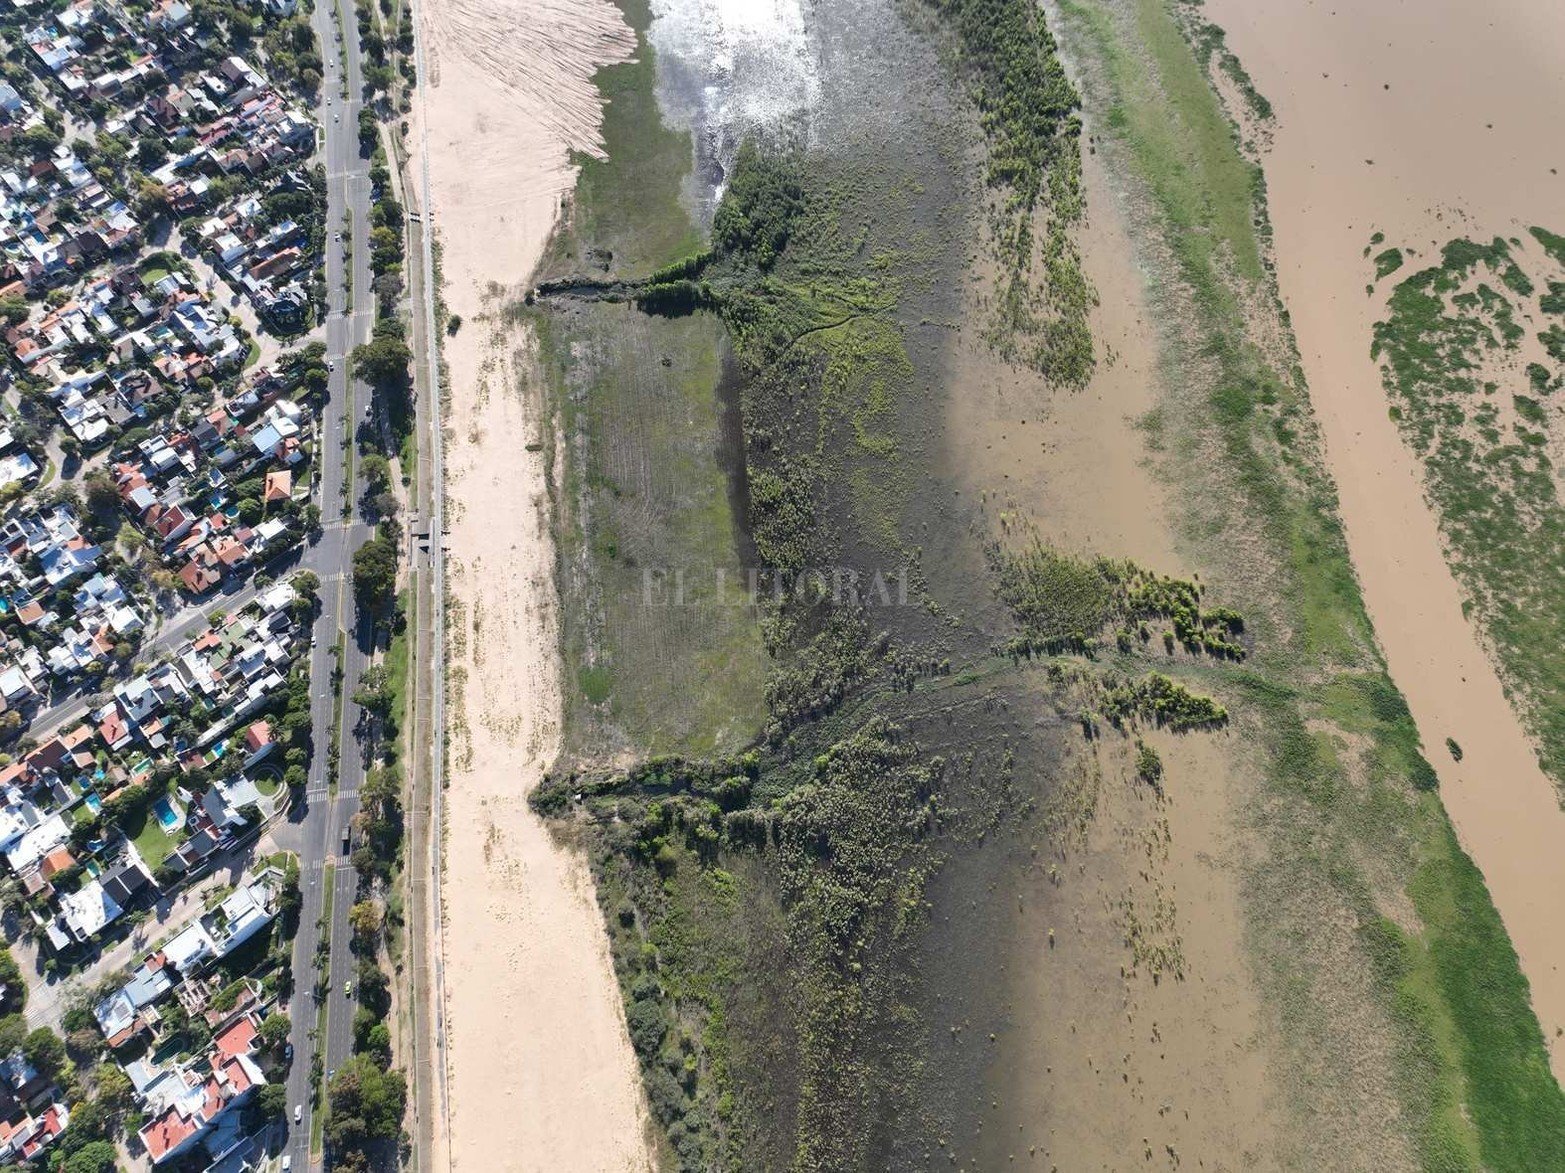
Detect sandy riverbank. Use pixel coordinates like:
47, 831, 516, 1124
1201, 0, 1565, 1077
940, 116, 1285, 1165
408, 0, 655, 1167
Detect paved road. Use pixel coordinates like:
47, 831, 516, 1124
0, 2, 380, 1165
401, 6, 450, 1151
276, 0, 377, 1167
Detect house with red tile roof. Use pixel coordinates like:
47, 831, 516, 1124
98, 706, 130, 750
212, 1014, 256, 1059
0, 1100, 68, 1163
137, 1047, 264, 1165
263, 468, 291, 502
177, 554, 220, 595
36, 847, 73, 880
243, 721, 271, 753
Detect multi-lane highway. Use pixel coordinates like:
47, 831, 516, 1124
277, 0, 378, 1166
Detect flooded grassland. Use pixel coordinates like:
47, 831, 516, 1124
1048, 0, 1565, 1168
521, 0, 1565, 1169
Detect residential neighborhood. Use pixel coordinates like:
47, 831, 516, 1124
0, 0, 416, 1166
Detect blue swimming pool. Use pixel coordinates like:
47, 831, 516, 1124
152, 797, 180, 831
83, 793, 101, 814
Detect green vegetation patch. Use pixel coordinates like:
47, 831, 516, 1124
929, 0, 1095, 385
994, 540, 1246, 659
1370, 230, 1565, 784
534, 0, 768, 758
1058, 0, 1565, 1164
1374, 247, 1405, 280
551, 0, 702, 273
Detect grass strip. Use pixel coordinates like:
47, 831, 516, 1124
311, 861, 336, 1155
1055, 0, 1565, 1165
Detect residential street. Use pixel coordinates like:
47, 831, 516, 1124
268, 0, 377, 1166
16, 831, 273, 1036
0, 1, 387, 1165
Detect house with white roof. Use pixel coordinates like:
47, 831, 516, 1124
58, 877, 122, 942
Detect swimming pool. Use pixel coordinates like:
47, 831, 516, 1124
152, 797, 181, 831
84, 793, 101, 814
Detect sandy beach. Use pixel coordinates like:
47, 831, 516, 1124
408, 0, 655, 1166
1201, 0, 1565, 1076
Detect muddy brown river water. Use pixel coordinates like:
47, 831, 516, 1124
1202, 0, 1565, 1077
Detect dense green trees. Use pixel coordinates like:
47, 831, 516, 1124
60, 1141, 117, 1173
326, 1054, 405, 1152
0, 950, 22, 1012
257, 1082, 289, 1120
710, 142, 803, 271
23, 1026, 66, 1079
351, 535, 397, 615
351, 333, 411, 389
259, 1012, 291, 1053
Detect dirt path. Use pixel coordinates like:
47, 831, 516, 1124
409, 0, 655, 1167
1201, 0, 1565, 1077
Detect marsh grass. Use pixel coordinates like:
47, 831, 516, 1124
529, 0, 770, 760
934, 0, 1097, 385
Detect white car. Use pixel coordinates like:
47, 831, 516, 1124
293, 1104, 302, 1124
282, 1159, 292, 1172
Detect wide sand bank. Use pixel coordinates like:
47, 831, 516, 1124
410, 0, 655, 1165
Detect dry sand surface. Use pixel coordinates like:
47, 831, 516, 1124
410, 0, 655, 1167
1201, 0, 1565, 1076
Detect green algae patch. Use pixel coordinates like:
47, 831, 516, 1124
1371, 231, 1565, 787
